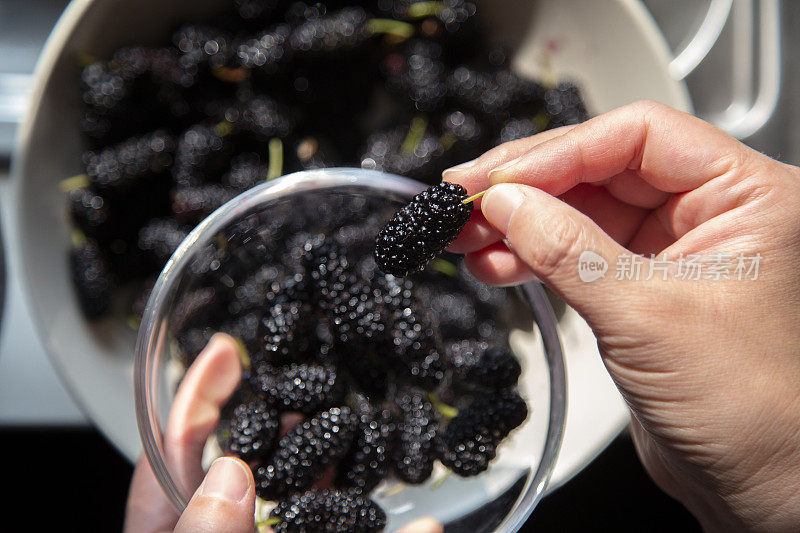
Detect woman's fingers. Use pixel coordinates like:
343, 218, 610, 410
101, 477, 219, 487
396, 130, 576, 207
442, 125, 577, 197
480, 183, 648, 323
124, 457, 182, 533
464, 242, 538, 286
446, 210, 502, 253
450, 183, 651, 256
486, 101, 757, 199
164, 334, 242, 497
173, 457, 256, 533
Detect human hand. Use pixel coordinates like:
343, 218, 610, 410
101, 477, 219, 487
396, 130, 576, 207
123, 333, 443, 533
124, 334, 255, 533
444, 101, 800, 532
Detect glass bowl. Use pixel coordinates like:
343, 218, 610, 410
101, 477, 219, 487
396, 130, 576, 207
134, 168, 566, 532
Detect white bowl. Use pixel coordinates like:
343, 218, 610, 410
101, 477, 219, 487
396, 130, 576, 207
11, 0, 690, 480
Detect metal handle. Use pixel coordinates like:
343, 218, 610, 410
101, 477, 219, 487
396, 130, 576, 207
665, 0, 781, 139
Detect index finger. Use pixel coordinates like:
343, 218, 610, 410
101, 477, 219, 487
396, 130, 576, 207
165, 333, 243, 497
442, 125, 577, 198
487, 100, 758, 196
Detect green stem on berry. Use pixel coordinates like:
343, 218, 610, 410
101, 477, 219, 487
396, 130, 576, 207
407, 1, 445, 19
431, 258, 458, 277
462, 190, 487, 205
255, 517, 281, 531
367, 19, 415, 40
60, 174, 90, 192
428, 392, 458, 419
431, 468, 453, 490
70, 229, 87, 248
534, 110, 550, 132
267, 138, 284, 180
401, 116, 428, 154
214, 120, 234, 138
439, 132, 457, 152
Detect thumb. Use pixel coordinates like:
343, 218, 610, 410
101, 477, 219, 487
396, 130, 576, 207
174, 457, 256, 533
480, 183, 642, 326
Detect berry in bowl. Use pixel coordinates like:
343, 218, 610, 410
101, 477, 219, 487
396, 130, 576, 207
134, 168, 566, 531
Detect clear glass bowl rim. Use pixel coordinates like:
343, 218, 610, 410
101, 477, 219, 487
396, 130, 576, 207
133, 167, 567, 532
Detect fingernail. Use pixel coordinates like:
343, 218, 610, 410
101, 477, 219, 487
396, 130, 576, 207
487, 156, 522, 184
200, 457, 250, 502
482, 183, 527, 234
442, 158, 478, 177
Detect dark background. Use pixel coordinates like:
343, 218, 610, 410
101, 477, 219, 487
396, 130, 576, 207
0, 428, 700, 531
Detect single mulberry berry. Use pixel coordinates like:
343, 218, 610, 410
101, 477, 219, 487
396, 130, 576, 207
137, 218, 190, 264
375, 181, 472, 277
437, 391, 527, 476
446, 342, 521, 389
259, 363, 344, 414
495, 117, 541, 145
223, 152, 268, 190
170, 184, 238, 224
258, 300, 314, 365
83, 130, 174, 192
70, 238, 114, 319
223, 399, 279, 462
255, 406, 358, 500
336, 405, 395, 493
236, 24, 291, 74
383, 39, 447, 113
392, 387, 438, 484
172, 123, 233, 187
269, 489, 386, 532
289, 7, 372, 56
68, 188, 111, 239
360, 122, 447, 185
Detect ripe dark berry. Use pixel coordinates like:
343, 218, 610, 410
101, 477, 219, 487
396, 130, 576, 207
83, 130, 174, 192
258, 300, 314, 364
289, 7, 371, 56
223, 152, 268, 190
81, 61, 129, 114
68, 188, 111, 239
543, 82, 590, 128
172, 24, 234, 69
269, 489, 387, 532
437, 390, 527, 476
446, 342, 521, 389
223, 399, 279, 462
336, 405, 395, 493
392, 387, 438, 484
137, 218, 190, 264
301, 236, 349, 307
255, 406, 358, 500
360, 121, 448, 185
170, 184, 237, 224
496, 117, 541, 145
383, 40, 447, 113
236, 24, 291, 73
259, 363, 344, 414
172, 123, 233, 187
227, 95, 294, 142
69, 238, 113, 319
389, 299, 445, 389
374, 181, 472, 277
